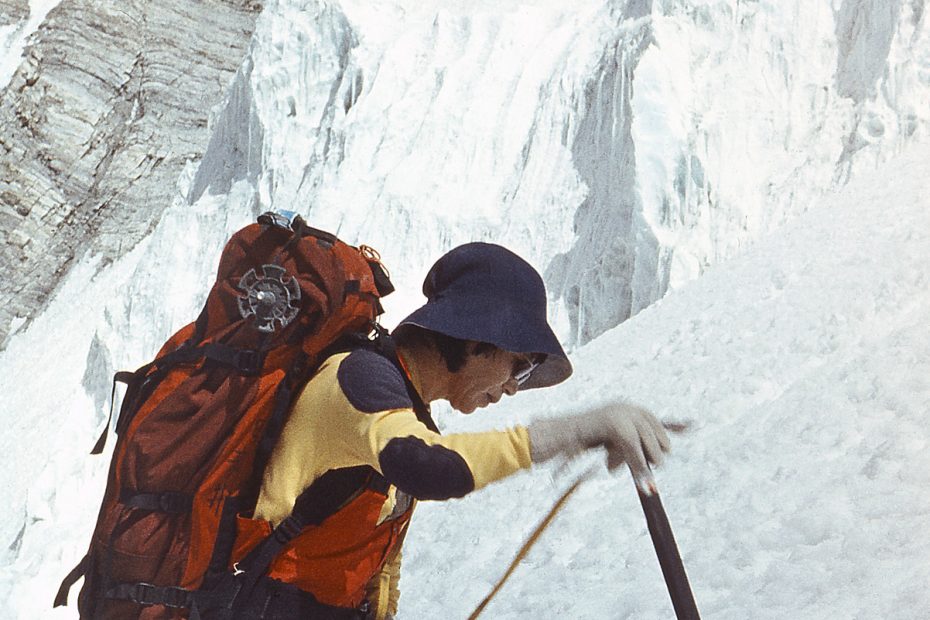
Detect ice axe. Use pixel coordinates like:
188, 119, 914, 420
469, 421, 699, 619
633, 468, 701, 620
468, 466, 701, 620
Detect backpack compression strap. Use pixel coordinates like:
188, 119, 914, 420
62, 342, 274, 609
90, 342, 268, 454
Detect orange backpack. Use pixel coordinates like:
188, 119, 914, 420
55, 212, 396, 618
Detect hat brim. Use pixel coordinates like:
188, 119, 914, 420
396, 297, 572, 390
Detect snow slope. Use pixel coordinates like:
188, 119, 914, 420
400, 143, 930, 619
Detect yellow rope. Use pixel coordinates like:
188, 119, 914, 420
467, 468, 595, 619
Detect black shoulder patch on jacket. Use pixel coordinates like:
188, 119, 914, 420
337, 349, 414, 414
379, 436, 475, 500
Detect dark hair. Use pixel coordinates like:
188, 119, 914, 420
392, 325, 496, 372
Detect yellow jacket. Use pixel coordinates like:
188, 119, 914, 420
254, 349, 533, 617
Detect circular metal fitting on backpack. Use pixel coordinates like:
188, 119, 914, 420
237, 264, 302, 333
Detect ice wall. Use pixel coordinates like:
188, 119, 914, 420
206, 0, 930, 345
4, 0, 924, 348
239, 0, 611, 326
564, 0, 929, 344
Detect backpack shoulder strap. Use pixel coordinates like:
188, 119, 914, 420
225, 467, 373, 602
369, 327, 434, 431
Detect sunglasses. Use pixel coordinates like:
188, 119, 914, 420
512, 354, 543, 386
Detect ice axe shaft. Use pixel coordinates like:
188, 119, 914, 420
634, 472, 701, 620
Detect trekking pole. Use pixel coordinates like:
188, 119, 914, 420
632, 469, 701, 620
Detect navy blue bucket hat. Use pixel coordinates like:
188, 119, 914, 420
395, 242, 572, 390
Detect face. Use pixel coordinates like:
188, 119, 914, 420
446, 345, 535, 413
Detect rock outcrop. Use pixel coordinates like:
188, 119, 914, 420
0, 0, 262, 346
0, 1, 28, 25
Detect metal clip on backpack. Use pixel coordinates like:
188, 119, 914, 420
56, 212, 395, 619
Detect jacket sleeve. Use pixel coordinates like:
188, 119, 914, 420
346, 408, 533, 499
257, 350, 534, 522
316, 350, 534, 500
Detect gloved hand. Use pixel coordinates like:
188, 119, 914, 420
528, 403, 671, 477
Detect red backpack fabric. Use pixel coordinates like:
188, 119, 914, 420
56, 213, 395, 619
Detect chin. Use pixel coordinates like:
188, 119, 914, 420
451, 400, 478, 414
450, 394, 491, 414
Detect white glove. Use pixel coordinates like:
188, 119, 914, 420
528, 403, 671, 477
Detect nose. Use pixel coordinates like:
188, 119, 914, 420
502, 377, 518, 396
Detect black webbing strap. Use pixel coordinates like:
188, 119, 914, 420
366, 473, 390, 496
90, 289, 215, 455
291, 467, 373, 526
91, 371, 139, 454
237, 351, 312, 513
223, 515, 304, 604
267, 212, 338, 264
192, 303, 210, 345
105, 582, 194, 608
372, 328, 434, 431
181, 530, 245, 620
91, 340, 206, 454
228, 576, 366, 620
119, 490, 193, 514
91, 340, 269, 455
257, 379, 294, 461
280, 214, 309, 255
194, 573, 365, 620
207, 497, 242, 576
200, 342, 266, 375
291, 214, 338, 247
235, 515, 304, 577
53, 554, 88, 607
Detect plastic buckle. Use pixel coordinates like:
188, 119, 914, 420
165, 587, 192, 608
132, 583, 160, 606
274, 516, 303, 542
